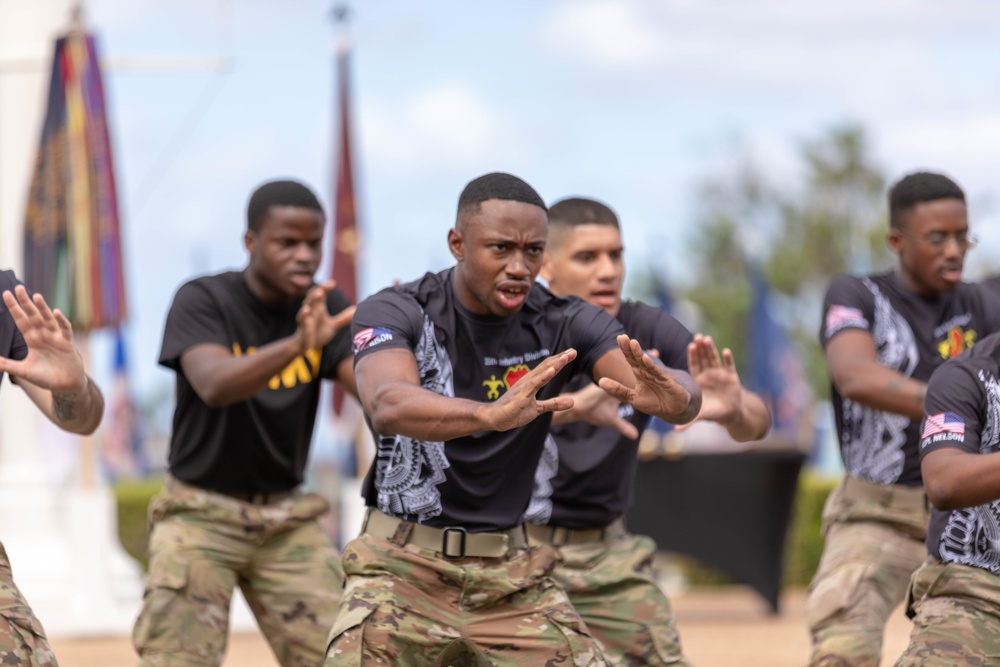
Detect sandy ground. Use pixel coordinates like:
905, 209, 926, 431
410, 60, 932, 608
49, 585, 914, 667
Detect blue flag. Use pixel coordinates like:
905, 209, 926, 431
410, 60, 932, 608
745, 266, 808, 433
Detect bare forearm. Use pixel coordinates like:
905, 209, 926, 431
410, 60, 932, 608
18, 375, 103, 435
924, 449, 1000, 510
835, 365, 926, 419
186, 335, 307, 408
49, 376, 104, 435
658, 368, 701, 425
365, 383, 495, 441
720, 390, 772, 442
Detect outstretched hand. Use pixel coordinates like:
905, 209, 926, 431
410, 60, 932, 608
688, 334, 743, 423
484, 349, 578, 432
0, 286, 87, 392
687, 333, 771, 441
557, 382, 639, 439
297, 280, 356, 353
598, 334, 698, 424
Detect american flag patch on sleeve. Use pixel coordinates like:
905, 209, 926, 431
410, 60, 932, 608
825, 304, 867, 334
921, 411, 965, 439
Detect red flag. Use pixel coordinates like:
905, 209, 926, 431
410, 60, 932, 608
331, 41, 359, 414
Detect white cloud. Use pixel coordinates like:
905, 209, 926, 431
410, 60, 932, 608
881, 114, 1000, 170
408, 86, 497, 158
540, 0, 1000, 102
545, 1, 664, 68
359, 83, 514, 170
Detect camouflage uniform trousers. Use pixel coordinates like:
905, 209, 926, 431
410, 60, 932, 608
541, 531, 692, 667
323, 531, 608, 667
133, 476, 344, 667
0, 541, 58, 667
895, 557, 1000, 666
806, 475, 929, 667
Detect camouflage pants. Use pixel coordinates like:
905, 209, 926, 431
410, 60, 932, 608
545, 532, 692, 666
323, 531, 607, 667
895, 557, 1000, 666
806, 476, 928, 667
0, 542, 58, 667
133, 477, 343, 667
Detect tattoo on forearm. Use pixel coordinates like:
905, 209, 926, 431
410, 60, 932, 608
52, 390, 79, 423
52, 377, 91, 424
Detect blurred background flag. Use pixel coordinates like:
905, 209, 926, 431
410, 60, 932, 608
646, 273, 676, 439
23, 25, 126, 332
330, 10, 359, 416
23, 20, 131, 485
102, 330, 143, 480
745, 265, 811, 435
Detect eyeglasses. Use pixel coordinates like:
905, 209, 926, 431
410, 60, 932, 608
903, 231, 978, 250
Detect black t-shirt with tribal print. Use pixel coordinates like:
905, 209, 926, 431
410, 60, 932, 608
0, 270, 28, 389
921, 332, 1000, 573
820, 271, 1000, 486
159, 271, 353, 493
351, 268, 624, 532
527, 300, 693, 529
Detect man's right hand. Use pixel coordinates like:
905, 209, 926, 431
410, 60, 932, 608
480, 349, 578, 432
296, 280, 355, 353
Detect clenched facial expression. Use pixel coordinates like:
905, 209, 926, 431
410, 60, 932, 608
449, 199, 548, 317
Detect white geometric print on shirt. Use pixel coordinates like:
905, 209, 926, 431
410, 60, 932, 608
374, 314, 454, 521
978, 369, 1000, 455
524, 434, 559, 524
938, 369, 1000, 573
840, 279, 918, 484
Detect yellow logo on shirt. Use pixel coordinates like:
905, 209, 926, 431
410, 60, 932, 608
482, 364, 531, 401
232, 343, 322, 389
937, 326, 977, 360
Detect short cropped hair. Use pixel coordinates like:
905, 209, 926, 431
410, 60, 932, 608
456, 172, 546, 220
888, 172, 965, 229
247, 180, 324, 232
548, 197, 620, 230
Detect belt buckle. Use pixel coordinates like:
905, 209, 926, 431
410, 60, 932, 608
441, 526, 467, 559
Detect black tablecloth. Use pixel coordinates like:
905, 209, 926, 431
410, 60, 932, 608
626, 449, 806, 613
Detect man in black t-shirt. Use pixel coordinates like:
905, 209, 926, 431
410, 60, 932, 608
807, 171, 1000, 667
893, 331, 1000, 665
525, 197, 771, 666
323, 173, 705, 667
133, 181, 356, 667
979, 274, 1000, 297
0, 272, 105, 666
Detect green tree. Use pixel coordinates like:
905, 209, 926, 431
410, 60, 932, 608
673, 124, 892, 400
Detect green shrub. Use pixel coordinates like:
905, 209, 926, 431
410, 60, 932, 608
783, 472, 836, 586
114, 476, 164, 570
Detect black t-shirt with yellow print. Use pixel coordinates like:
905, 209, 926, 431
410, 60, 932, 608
159, 271, 352, 493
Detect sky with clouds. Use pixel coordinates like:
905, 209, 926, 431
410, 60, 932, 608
9, 0, 1000, 399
